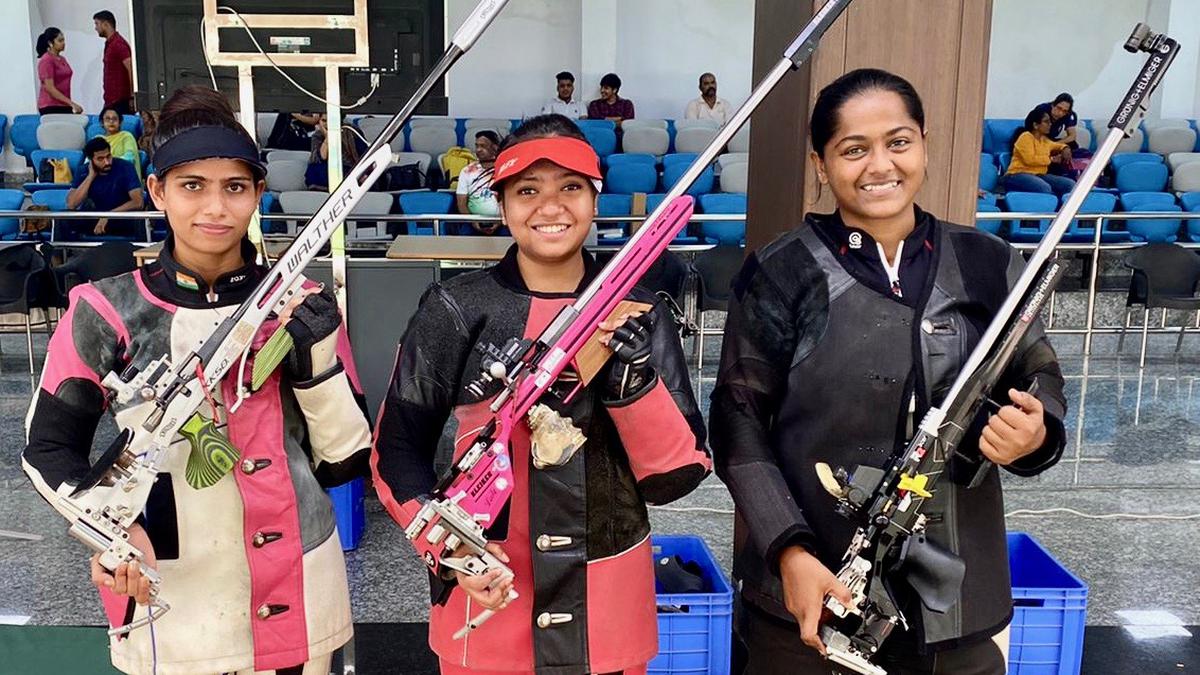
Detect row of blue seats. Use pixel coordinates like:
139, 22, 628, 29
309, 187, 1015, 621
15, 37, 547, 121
8, 113, 144, 162
20, 149, 152, 195
982, 117, 1200, 155
595, 192, 746, 245
979, 151, 1199, 194
978, 190, 1200, 243
605, 161, 719, 196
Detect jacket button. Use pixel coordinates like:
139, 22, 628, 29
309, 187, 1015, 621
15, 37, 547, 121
536, 534, 573, 551
256, 603, 289, 619
251, 531, 282, 548
536, 612, 573, 628
241, 458, 271, 474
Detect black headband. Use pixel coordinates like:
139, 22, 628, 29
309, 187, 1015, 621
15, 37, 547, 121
153, 125, 266, 178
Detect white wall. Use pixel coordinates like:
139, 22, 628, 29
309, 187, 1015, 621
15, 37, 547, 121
1, 0, 40, 172
30, 0, 132, 115
445, 0, 755, 121
986, 0, 1200, 122
445, 0, 582, 119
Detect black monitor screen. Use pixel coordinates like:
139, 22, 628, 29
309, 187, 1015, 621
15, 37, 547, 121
132, 0, 446, 115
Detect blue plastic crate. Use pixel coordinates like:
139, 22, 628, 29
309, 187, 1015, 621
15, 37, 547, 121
648, 535, 733, 675
1007, 532, 1088, 675
327, 477, 365, 551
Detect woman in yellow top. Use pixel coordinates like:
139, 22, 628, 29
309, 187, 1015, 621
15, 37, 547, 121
1001, 108, 1074, 195
98, 106, 143, 181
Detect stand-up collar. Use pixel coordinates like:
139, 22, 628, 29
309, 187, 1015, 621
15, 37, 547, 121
492, 243, 602, 299
142, 236, 265, 308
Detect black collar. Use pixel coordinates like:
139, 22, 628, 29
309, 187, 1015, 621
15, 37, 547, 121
809, 206, 935, 260
141, 236, 265, 308
492, 244, 602, 299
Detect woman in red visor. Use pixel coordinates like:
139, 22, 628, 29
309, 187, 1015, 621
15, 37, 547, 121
372, 114, 712, 674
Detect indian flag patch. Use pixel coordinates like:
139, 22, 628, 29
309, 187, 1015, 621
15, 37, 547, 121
175, 272, 200, 291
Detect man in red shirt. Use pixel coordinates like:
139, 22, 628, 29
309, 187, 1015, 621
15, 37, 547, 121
93, 10, 134, 115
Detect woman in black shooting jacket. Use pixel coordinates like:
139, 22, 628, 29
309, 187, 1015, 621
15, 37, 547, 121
710, 69, 1068, 675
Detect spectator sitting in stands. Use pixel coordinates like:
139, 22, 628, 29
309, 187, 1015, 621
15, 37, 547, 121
66, 137, 144, 238
267, 112, 320, 151
305, 113, 367, 190
456, 130, 504, 233
587, 73, 635, 128
98, 105, 142, 180
685, 72, 731, 124
1034, 93, 1081, 150
542, 71, 585, 119
139, 109, 158, 163
1002, 108, 1075, 195
35, 27, 82, 115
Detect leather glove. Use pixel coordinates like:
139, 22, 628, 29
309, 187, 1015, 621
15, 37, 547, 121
284, 287, 342, 381
604, 312, 657, 401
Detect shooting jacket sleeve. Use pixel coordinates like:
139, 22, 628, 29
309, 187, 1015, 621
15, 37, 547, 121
710, 253, 819, 573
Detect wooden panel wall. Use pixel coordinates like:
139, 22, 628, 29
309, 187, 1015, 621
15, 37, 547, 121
746, 0, 993, 252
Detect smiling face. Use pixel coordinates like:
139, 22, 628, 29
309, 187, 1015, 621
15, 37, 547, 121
148, 158, 264, 269
600, 85, 617, 102
499, 160, 597, 268
811, 89, 927, 230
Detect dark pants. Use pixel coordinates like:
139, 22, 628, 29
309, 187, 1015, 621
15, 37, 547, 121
1001, 172, 1075, 195
733, 601, 1007, 675
106, 99, 134, 116
39, 106, 74, 115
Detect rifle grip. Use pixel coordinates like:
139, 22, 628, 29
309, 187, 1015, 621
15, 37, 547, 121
180, 414, 240, 489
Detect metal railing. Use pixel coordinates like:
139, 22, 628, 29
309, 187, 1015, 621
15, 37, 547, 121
0, 210, 743, 246
977, 210, 1200, 353
4, 208, 1198, 353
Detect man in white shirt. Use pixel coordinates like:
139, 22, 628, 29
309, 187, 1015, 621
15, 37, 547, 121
684, 72, 731, 124
541, 71, 586, 119
455, 130, 503, 233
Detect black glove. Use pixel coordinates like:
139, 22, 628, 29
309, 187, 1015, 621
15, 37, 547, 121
604, 312, 657, 401
284, 287, 342, 381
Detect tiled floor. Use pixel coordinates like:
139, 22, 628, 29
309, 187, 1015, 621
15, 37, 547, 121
1, 307, 1197, 654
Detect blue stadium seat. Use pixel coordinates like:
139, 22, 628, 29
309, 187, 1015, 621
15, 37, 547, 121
662, 153, 699, 170
996, 152, 1011, 174
576, 119, 616, 133
661, 163, 714, 196
604, 153, 656, 169
25, 149, 86, 192
984, 119, 1023, 154
1003, 191, 1058, 242
1110, 152, 1162, 170
123, 114, 141, 136
605, 164, 657, 194
397, 191, 454, 235
975, 202, 1002, 236
697, 193, 746, 245
31, 189, 70, 211
979, 153, 999, 192
597, 193, 633, 242
86, 122, 104, 139
1062, 191, 1121, 243
977, 193, 998, 207
582, 127, 617, 158
646, 193, 699, 244
1115, 161, 1168, 193
1119, 191, 1180, 242
0, 188, 24, 240
1120, 191, 1176, 210
1182, 192, 1200, 242
597, 193, 632, 217
11, 117, 40, 160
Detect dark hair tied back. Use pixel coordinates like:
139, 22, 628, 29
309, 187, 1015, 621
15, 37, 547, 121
810, 68, 925, 157
36, 28, 62, 58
